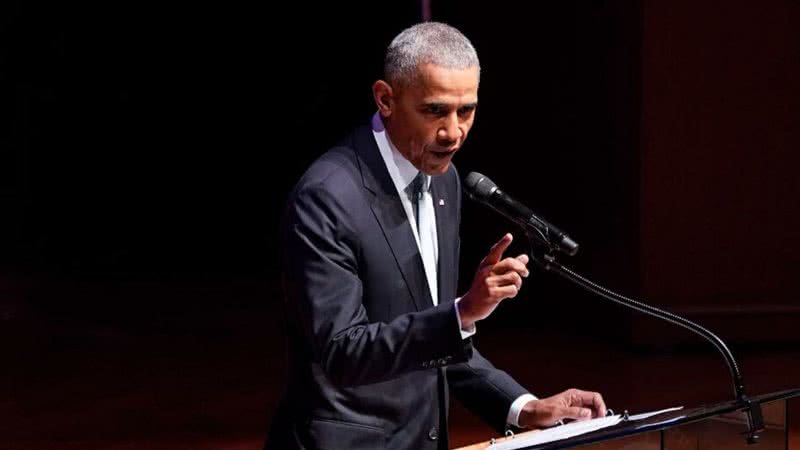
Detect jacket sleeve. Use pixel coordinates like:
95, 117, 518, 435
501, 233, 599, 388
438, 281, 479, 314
446, 347, 530, 433
281, 182, 473, 387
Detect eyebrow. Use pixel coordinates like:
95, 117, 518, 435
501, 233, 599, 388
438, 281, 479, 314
422, 101, 479, 109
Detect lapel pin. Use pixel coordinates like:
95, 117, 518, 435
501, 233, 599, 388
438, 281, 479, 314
439, 199, 445, 206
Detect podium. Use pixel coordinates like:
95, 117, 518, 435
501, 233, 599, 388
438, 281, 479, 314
455, 388, 800, 450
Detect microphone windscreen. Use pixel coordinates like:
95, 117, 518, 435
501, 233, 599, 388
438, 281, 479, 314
464, 172, 497, 199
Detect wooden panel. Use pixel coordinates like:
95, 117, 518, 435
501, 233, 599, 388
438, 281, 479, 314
789, 397, 799, 450
636, 0, 800, 347
629, 306, 800, 348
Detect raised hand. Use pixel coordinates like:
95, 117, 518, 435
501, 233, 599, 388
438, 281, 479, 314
457, 233, 529, 329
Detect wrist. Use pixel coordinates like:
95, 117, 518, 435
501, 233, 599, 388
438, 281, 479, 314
508, 394, 537, 428
456, 296, 476, 329
519, 399, 547, 428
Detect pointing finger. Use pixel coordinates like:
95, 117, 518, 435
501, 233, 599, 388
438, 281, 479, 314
483, 233, 513, 266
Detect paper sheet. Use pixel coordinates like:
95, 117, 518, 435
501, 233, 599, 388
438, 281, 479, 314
487, 415, 623, 450
486, 406, 684, 450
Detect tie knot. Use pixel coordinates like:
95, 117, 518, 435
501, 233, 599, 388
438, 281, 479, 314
411, 172, 430, 198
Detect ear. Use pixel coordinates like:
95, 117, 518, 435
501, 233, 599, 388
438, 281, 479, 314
372, 80, 394, 118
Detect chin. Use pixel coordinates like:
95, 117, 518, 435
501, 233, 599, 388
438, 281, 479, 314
425, 163, 451, 176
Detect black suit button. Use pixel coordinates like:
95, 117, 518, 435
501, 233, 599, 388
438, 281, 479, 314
428, 426, 438, 440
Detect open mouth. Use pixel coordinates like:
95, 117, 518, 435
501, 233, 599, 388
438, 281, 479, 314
430, 148, 457, 157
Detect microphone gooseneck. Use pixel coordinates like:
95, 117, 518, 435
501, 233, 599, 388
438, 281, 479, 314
464, 171, 765, 445
534, 255, 764, 444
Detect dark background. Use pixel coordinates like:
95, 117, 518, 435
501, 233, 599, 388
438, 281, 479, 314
2, 1, 798, 448
0, 0, 637, 329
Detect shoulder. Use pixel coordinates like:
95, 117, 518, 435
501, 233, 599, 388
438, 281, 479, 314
283, 126, 374, 221
292, 145, 362, 205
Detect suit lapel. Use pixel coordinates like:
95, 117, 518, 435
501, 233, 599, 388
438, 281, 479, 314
353, 125, 433, 311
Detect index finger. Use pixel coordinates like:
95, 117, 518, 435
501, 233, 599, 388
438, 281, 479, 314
484, 233, 513, 266
576, 391, 607, 418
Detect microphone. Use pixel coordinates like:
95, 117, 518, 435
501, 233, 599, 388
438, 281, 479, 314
466, 172, 765, 444
464, 172, 579, 256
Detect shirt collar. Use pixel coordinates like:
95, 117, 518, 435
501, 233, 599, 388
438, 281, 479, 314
371, 112, 426, 194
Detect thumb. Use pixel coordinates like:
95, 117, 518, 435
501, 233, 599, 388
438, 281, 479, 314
483, 233, 513, 266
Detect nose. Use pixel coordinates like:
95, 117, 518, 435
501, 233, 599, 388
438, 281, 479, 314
437, 113, 462, 146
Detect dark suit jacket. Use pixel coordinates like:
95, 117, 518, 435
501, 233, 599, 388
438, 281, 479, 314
266, 122, 528, 450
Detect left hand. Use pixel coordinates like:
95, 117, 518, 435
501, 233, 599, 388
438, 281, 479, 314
518, 388, 607, 429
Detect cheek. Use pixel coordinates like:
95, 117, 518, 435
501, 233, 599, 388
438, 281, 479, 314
412, 125, 436, 149
461, 120, 475, 137
425, 125, 443, 144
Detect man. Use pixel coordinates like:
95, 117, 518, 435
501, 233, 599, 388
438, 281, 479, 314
266, 22, 606, 450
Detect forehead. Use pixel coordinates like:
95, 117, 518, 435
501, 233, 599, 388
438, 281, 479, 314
406, 63, 479, 103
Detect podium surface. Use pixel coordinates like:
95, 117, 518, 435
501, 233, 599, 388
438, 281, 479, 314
455, 388, 800, 450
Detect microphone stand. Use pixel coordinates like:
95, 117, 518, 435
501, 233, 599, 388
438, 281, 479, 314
525, 231, 765, 445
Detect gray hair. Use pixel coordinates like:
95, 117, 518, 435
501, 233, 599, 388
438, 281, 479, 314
384, 22, 480, 86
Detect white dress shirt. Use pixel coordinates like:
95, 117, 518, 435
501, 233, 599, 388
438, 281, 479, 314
371, 112, 535, 427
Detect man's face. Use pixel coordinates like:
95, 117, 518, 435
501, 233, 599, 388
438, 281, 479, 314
378, 63, 479, 176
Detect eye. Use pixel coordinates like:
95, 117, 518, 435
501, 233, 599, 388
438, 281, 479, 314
424, 104, 447, 115
458, 105, 476, 117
